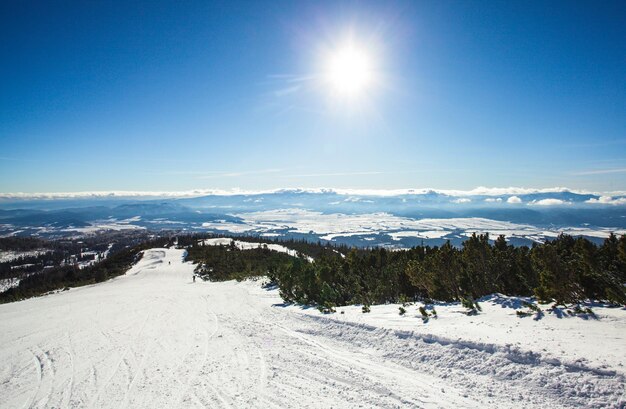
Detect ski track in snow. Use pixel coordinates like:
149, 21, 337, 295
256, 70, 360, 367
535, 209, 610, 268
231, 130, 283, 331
0, 247, 624, 408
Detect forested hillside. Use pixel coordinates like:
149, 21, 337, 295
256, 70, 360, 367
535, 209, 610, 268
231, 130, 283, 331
3, 232, 625, 307
187, 233, 626, 308
0, 237, 173, 303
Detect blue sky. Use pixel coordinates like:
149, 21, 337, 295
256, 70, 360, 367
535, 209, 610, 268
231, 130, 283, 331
1, 0, 625, 193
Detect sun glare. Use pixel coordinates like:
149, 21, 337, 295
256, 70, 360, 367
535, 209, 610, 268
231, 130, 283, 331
325, 43, 373, 98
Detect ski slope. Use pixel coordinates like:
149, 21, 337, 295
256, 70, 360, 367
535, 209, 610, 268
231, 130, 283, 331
0, 248, 624, 408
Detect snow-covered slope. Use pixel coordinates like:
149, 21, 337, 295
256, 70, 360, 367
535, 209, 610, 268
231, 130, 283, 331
200, 238, 314, 262
0, 248, 623, 408
281, 294, 626, 374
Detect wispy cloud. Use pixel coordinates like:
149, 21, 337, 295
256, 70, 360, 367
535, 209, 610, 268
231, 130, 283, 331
565, 139, 626, 148
280, 171, 384, 178
0, 156, 38, 163
141, 169, 284, 178
195, 168, 284, 179
273, 85, 301, 97
266, 74, 317, 84
263, 74, 316, 98
572, 168, 626, 176
142, 170, 228, 176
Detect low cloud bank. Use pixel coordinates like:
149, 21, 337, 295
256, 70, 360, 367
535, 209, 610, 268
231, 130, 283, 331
529, 198, 569, 206
586, 196, 626, 205
0, 187, 624, 204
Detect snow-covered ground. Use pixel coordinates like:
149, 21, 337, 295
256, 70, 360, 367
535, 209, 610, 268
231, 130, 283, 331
200, 209, 626, 244
62, 221, 145, 234
283, 295, 626, 377
200, 238, 314, 262
0, 277, 20, 292
1, 248, 624, 408
0, 249, 50, 263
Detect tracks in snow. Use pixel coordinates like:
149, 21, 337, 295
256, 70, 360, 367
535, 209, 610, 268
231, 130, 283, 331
2, 248, 623, 409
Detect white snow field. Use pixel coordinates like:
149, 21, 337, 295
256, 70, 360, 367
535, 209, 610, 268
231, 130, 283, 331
200, 209, 626, 243
200, 238, 314, 262
1, 248, 624, 408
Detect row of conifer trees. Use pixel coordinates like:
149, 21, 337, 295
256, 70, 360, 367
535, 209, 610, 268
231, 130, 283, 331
265, 233, 626, 307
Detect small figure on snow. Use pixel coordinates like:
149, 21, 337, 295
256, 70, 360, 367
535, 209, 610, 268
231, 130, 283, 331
193, 274, 196, 283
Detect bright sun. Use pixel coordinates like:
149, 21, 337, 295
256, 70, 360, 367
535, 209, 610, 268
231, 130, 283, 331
325, 43, 373, 98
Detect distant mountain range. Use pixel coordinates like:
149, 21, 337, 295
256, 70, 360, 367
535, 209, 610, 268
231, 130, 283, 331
1, 188, 624, 246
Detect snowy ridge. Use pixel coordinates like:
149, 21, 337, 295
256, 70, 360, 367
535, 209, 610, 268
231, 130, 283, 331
305, 313, 621, 377
294, 315, 624, 408
281, 292, 626, 377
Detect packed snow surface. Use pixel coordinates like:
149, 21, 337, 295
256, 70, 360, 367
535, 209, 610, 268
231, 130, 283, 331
1, 248, 624, 408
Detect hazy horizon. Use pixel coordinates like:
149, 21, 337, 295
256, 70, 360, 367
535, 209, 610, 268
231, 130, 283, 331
1, 185, 626, 199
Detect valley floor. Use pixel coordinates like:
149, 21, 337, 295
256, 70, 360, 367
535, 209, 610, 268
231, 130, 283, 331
0, 248, 624, 408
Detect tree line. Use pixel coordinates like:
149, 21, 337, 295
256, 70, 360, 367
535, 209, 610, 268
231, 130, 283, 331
3, 232, 624, 308
188, 233, 626, 308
